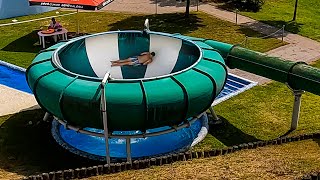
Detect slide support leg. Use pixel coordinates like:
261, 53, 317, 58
208, 107, 222, 125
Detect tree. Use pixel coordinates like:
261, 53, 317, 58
185, 0, 190, 17
292, 0, 298, 21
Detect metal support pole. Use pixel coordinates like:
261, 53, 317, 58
43, 112, 51, 121
196, 0, 199, 12
155, 0, 158, 14
126, 138, 132, 163
77, 9, 79, 35
235, 9, 238, 25
208, 107, 222, 125
293, 0, 298, 21
290, 90, 303, 130
101, 72, 111, 164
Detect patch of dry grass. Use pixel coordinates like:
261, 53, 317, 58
90, 140, 320, 180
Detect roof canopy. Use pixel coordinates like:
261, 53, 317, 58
29, 0, 114, 10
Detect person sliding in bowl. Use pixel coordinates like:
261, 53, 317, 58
111, 52, 155, 67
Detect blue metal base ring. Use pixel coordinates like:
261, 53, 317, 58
51, 114, 208, 161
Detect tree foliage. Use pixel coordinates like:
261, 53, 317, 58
228, 0, 265, 12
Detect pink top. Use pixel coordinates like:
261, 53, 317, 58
49, 21, 62, 29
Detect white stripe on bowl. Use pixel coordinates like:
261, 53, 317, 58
85, 33, 123, 79
144, 34, 182, 78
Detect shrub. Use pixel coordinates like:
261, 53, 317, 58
231, 0, 265, 12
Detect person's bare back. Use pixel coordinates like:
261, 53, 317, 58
111, 52, 156, 67
137, 52, 154, 65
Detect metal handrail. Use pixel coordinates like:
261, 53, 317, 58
101, 72, 111, 164
239, 25, 286, 47
54, 114, 202, 139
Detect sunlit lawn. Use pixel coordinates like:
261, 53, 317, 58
240, 0, 320, 42
2, 9, 319, 180
0, 10, 283, 68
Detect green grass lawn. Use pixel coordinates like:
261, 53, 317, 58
0, 10, 283, 68
240, 0, 320, 42
2, 61, 320, 178
0, 10, 313, 179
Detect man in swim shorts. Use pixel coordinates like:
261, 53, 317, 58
111, 52, 155, 67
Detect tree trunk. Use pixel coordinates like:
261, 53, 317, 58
185, 0, 190, 17
292, 0, 298, 21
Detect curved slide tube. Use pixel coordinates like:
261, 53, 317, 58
176, 35, 320, 95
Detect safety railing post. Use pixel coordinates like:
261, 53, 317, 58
282, 25, 285, 43
244, 36, 248, 47
235, 9, 239, 25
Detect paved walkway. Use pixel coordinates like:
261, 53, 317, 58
103, 0, 200, 14
199, 4, 320, 63
0, 85, 38, 116
103, 0, 320, 84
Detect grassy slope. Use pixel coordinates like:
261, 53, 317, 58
92, 140, 320, 180
0, 10, 283, 68
241, 0, 320, 42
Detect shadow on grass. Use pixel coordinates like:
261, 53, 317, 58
238, 20, 303, 38
261, 20, 303, 34
0, 109, 99, 177
1, 30, 84, 53
311, 138, 320, 148
215, 1, 239, 12
211, 0, 262, 12
148, 0, 198, 7
208, 115, 261, 146
1, 30, 42, 53
108, 13, 205, 34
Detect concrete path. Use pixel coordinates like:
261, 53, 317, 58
0, 85, 38, 116
199, 4, 320, 63
103, 0, 320, 84
103, 0, 200, 14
